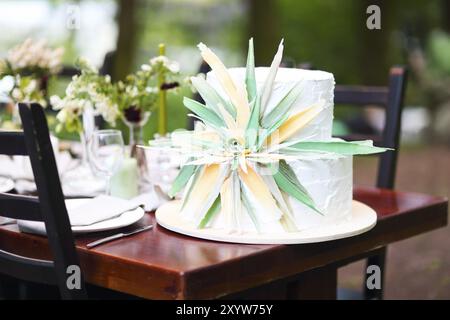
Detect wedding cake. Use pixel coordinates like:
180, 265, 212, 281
206, 68, 352, 232
153, 39, 386, 237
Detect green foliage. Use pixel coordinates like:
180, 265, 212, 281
168, 164, 197, 198
198, 196, 221, 228
271, 160, 322, 215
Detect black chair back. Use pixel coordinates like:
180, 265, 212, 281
0, 103, 86, 299
333, 67, 408, 300
334, 66, 408, 189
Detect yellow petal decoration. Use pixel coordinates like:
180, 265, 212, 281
220, 176, 241, 232
197, 43, 250, 129
180, 164, 226, 222
220, 176, 232, 230
238, 164, 282, 222
267, 101, 324, 147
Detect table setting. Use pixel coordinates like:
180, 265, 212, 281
0, 41, 182, 244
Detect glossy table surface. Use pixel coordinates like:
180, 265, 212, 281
0, 186, 447, 299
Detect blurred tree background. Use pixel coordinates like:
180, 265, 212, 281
0, 0, 449, 299
0, 0, 449, 140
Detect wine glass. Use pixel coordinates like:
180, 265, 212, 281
88, 130, 124, 195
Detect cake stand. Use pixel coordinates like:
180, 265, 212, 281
156, 200, 377, 244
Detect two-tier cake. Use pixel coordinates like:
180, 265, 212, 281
206, 68, 352, 233
153, 39, 385, 241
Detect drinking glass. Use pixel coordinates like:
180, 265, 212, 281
88, 130, 124, 195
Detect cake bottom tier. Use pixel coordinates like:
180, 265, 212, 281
288, 156, 353, 231
209, 156, 353, 234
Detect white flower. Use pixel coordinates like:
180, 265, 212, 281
145, 86, 158, 94
23, 79, 38, 95
141, 64, 151, 71
77, 57, 98, 73
168, 61, 180, 73
94, 97, 119, 125
50, 95, 63, 109
150, 56, 169, 66
7, 38, 64, 74
125, 85, 139, 97
11, 88, 23, 101
56, 108, 68, 123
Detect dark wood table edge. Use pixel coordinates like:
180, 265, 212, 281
0, 191, 447, 299
179, 199, 448, 299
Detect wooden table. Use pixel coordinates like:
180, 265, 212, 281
0, 187, 447, 299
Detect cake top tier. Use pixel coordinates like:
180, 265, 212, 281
207, 67, 334, 86
207, 67, 335, 142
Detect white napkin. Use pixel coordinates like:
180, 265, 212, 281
131, 186, 169, 212
68, 195, 143, 226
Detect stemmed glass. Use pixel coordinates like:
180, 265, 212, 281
88, 130, 124, 195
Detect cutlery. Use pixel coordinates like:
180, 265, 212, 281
86, 225, 153, 248
0, 220, 17, 226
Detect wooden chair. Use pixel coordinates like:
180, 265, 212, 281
334, 66, 408, 299
0, 103, 87, 299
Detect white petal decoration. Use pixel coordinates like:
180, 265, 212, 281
260, 39, 284, 115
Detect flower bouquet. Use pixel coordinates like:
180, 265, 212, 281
0, 39, 64, 128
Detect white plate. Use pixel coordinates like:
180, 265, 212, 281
0, 177, 15, 193
156, 200, 377, 244
18, 198, 145, 235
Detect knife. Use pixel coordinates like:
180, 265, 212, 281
86, 225, 153, 249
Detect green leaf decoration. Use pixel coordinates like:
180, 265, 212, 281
183, 97, 225, 128
168, 164, 197, 198
257, 112, 290, 150
180, 165, 203, 211
245, 98, 260, 149
261, 81, 302, 129
190, 76, 236, 118
261, 172, 298, 232
286, 140, 391, 155
245, 38, 257, 104
271, 161, 323, 215
198, 196, 221, 228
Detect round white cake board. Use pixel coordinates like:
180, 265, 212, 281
156, 200, 377, 244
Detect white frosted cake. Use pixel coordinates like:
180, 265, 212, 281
153, 40, 385, 239
205, 68, 353, 233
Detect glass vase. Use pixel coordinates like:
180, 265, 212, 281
122, 108, 151, 191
